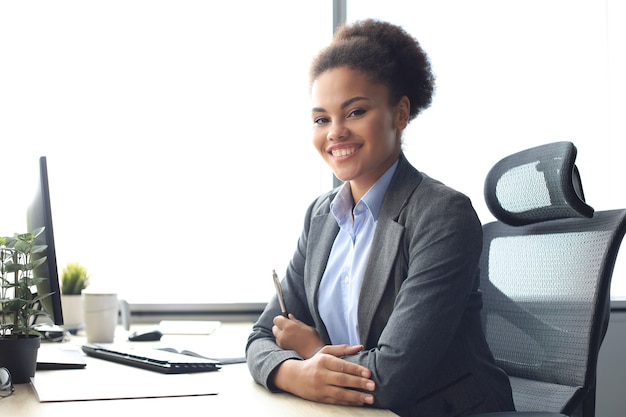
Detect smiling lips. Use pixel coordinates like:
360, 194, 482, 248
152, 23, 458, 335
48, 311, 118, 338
330, 146, 358, 158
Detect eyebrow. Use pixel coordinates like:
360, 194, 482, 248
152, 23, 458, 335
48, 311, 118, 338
311, 96, 371, 113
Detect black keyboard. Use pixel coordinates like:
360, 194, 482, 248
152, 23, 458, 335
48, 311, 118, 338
81, 344, 221, 374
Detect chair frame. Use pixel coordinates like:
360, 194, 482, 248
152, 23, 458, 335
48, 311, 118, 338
472, 141, 626, 417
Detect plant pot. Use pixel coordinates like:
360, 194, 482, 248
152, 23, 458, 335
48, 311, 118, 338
0, 336, 41, 384
61, 294, 84, 328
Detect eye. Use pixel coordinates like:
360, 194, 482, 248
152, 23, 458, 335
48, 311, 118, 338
313, 116, 330, 125
347, 108, 366, 118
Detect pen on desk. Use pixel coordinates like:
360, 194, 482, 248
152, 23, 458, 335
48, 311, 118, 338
272, 269, 288, 318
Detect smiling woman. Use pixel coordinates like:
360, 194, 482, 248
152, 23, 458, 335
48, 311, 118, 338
310, 68, 409, 202
0, 1, 334, 305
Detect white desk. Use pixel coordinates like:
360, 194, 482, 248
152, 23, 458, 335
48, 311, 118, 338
4, 323, 396, 417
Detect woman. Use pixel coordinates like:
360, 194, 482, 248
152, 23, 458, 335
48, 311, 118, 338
246, 19, 514, 417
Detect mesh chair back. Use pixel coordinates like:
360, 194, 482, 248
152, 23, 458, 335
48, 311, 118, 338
480, 142, 626, 415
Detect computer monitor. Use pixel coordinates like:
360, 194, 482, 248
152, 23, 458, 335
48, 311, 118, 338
26, 156, 63, 326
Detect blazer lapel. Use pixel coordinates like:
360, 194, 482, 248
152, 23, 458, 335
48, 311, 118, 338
358, 154, 421, 343
306, 201, 340, 342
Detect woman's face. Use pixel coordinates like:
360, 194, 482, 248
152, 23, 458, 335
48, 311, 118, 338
311, 66, 409, 201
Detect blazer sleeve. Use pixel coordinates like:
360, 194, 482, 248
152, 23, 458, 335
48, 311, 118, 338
344, 182, 485, 409
245, 193, 333, 390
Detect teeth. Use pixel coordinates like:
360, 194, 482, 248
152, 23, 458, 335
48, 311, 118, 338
332, 148, 356, 157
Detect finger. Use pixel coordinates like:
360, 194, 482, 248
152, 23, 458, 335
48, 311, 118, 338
282, 314, 304, 331
317, 355, 374, 385
319, 344, 364, 357
273, 315, 288, 329
287, 314, 304, 325
330, 365, 376, 392
322, 386, 375, 406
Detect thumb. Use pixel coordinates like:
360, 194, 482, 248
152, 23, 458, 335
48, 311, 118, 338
287, 313, 304, 324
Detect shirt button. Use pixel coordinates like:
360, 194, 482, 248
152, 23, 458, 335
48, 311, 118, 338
344, 275, 350, 284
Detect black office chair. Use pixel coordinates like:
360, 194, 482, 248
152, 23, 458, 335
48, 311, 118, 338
470, 141, 626, 417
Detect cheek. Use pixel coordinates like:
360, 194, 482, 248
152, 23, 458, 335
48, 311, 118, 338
381, 114, 400, 143
312, 129, 326, 153
365, 117, 395, 144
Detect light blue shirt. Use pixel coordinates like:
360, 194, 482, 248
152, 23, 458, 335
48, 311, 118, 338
318, 159, 399, 345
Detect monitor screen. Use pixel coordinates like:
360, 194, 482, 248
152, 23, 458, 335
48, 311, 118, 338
26, 156, 63, 326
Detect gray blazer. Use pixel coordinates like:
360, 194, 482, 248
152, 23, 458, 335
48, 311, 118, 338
246, 153, 514, 417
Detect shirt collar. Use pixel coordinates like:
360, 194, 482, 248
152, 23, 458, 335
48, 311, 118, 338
331, 158, 399, 223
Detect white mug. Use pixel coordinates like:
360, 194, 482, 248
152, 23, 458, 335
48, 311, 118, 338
82, 292, 119, 343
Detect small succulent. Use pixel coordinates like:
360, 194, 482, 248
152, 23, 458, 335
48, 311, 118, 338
61, 262, 90, 295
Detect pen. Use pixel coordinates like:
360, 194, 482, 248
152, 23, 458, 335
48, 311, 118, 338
272, 269, 288, 318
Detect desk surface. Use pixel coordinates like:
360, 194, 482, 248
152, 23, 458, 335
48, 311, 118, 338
5, 323, 396, 417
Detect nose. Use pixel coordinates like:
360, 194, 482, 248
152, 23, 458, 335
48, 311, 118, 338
327, 121, 349, 142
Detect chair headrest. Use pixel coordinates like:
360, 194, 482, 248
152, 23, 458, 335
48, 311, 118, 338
484, 141, 594, 226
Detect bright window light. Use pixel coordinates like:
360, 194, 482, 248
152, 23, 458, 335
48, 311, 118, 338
1, 1, 625, 303
0, 1, 334, 304
347, 0, 626, 299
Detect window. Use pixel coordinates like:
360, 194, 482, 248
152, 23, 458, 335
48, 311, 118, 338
346, 0, 626, 300
2, 1, 625, 307
0, 1, 334, 304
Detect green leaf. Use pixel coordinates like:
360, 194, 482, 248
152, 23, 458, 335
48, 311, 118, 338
14, 239, 33, 254
30, 227, 45, 239
32, 292, 54, 304
0, 227, 51, 337
1, 298, 26, 312
5, 263, 24, 273
26, 277, 48, 287
31, 245, 48, 255
30, 256, 47, 269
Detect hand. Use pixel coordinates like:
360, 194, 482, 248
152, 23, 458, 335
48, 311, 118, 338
272, 344, 375, 406
272, 314, 324, 359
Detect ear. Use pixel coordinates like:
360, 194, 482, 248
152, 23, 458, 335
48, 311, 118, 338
394, 96, 410, 131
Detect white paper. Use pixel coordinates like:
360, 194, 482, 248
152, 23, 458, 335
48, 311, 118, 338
31, 353, 219, 402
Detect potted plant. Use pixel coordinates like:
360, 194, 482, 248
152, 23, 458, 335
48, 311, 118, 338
0, 227, 52, 383
60, 262, 90, 329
